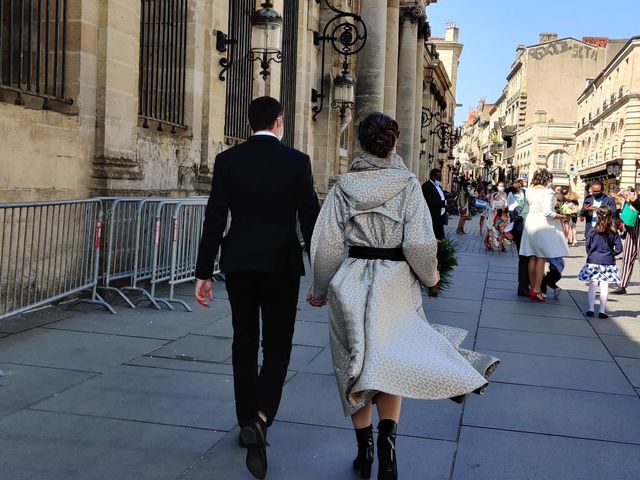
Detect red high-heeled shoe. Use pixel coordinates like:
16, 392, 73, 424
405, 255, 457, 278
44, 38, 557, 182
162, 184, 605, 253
529, 289, 546, 303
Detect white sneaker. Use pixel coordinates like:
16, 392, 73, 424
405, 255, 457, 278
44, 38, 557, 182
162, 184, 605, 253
553, 288, 562, 299
540, 292, 547, 299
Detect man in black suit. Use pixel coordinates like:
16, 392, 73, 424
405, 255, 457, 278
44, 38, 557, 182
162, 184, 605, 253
580, 180, 618, 246
195, 97, 321, 479
422, 168, 447, 240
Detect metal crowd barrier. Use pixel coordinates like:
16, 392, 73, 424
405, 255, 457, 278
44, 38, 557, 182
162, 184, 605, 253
98, 198, 143, 308
0, 199, 115, 320
0, 194, 309, 321
150, 200, 208, 311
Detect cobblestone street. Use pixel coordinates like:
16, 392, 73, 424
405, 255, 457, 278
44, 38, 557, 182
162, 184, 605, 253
1, 215, 638, 479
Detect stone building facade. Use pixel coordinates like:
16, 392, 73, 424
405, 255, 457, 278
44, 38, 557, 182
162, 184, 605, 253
575, 36, 640, 194
458, 33, 626, 191
0, 0, 460, 203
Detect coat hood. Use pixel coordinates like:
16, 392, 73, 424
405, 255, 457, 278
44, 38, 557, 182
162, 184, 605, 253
335, 168, 416, 211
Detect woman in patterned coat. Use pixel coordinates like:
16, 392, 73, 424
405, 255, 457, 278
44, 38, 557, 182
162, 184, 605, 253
307, 113, 499, 480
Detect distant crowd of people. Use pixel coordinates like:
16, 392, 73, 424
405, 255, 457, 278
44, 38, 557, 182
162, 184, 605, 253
423, 170, 640, 317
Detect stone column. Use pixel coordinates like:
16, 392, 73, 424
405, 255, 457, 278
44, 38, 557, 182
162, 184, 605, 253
91, 0, 143, 191
413, 35, 425, 176
354, 0, 387, 140
395, 5, 422, 171
383, 0, 400, 118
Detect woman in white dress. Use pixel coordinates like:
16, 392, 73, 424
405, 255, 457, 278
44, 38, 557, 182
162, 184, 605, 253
307, 113, 499, 480
520, 169, 570, 302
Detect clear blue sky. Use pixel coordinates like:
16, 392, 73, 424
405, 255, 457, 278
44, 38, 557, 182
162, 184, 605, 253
427, 0, 640, 125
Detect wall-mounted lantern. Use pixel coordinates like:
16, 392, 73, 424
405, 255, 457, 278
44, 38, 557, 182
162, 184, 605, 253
331, 72, 355, 119
311, 0, 367, 121
250, 1, 283, 80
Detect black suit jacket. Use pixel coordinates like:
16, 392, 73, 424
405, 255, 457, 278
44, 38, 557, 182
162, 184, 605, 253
580, 194, 618, 239
195, 135, 321, 279
421, 180, 446, 240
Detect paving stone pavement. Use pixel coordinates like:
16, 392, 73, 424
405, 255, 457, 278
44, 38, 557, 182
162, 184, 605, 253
0, 215, 638, 479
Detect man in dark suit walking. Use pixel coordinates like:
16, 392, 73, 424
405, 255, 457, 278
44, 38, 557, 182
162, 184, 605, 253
422, 168, 447, 240
195, 97, 321, 479
580, 181, 618, 246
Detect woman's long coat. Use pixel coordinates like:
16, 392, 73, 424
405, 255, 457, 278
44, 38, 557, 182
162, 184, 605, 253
311, 165, 499, 416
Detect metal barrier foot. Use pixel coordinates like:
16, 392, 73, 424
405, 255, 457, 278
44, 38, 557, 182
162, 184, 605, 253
155, 299, 177, 311
98, 287, 137, 309
154, 298, 192, 312
122, 287, 164, 310
75, 292, 117, 315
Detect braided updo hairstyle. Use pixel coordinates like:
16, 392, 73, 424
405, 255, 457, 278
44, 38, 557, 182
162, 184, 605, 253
358, 112, 400, 158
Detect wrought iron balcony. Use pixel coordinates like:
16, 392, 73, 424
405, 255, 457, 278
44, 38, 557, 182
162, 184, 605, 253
490, 142, 504, 154
501, 125, 517, 139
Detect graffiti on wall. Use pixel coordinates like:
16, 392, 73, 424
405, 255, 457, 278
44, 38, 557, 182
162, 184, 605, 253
529, 41, 598, 61
583, 37, 609, 48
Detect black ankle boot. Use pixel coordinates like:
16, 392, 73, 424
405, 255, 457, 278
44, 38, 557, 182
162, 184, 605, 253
377, 420, 398, 480
353, 425, 374, 479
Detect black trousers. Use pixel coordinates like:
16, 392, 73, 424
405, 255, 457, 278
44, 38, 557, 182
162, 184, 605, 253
511, 227, 530, 292
225, 272, 300, 428
541, 266, 562, 294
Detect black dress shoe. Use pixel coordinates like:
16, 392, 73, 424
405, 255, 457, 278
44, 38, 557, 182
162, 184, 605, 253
611, 287, 627, 295
585, 311, 594, 317
239, 418, 268, 479
598, 312, 609, 319
517, 289, 530, 298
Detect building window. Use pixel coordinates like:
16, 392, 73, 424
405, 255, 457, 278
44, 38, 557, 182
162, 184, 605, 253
224, 0, 254, 144
138, 0, 188, 132
551, 151, 565, 170
0, 0, 72, 106
280, 0, 299, 147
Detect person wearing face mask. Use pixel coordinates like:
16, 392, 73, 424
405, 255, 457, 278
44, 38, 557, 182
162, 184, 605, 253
484, 182, 510, 252
580, 181, 617, 248
507, 181, 530, 296
195, 96, 321, 479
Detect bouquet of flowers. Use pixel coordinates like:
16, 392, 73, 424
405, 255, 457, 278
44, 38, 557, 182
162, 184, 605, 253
428, 237, 458, 298
559, 203, 579, 216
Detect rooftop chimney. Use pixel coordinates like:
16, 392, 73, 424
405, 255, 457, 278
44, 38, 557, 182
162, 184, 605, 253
539, 33, 558, 44
445, 23, 459, 42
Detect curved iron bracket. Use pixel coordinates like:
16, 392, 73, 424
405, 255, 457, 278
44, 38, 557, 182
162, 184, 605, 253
312, 0, 367, 121
217, 30, 237, 82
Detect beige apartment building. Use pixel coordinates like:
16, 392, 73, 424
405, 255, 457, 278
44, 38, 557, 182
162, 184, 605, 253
459, 33, 627, 190
575, 36, 640, 194
0, 0, 461, 203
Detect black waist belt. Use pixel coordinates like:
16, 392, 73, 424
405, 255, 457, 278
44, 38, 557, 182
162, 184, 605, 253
348, 246, 406, 261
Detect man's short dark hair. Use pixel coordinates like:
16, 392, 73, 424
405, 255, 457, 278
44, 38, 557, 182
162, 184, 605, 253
430, 169, 441, 180
248, 96, 283, 132
591, 181, 604, 190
